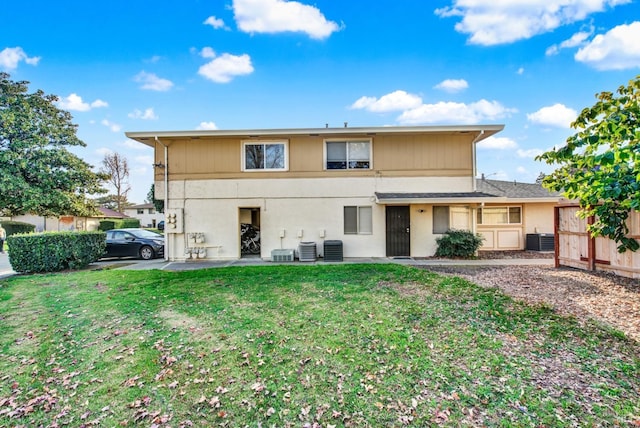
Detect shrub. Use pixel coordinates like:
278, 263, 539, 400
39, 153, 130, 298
1, 220, 36, 236
7, 231, 106, 273
435, 229, 484, 259
99, 218, 140, 231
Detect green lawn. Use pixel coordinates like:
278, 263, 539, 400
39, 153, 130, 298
0, 264, 638, 427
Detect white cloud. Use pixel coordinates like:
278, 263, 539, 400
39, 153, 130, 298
101, 119, 121, 133
200, 47, 216, 59
95, 147, 113, 157
517, 67, 525, 75
546, 28, 593, 56
134, 71, 174, 91
435, 0, 630, 45
232, 0, 342, 40
0, 47, 40, 71
477, 136, 518, 150
398, 99, 517, 125
575, 21, 640, 70
57, 93, 109, 112
434, 79, 468, 93
122, 139, 149, 150
527, 103, 577, 128
198, 51, 254, 83
197, 121, 219, 130
350, 90, 423, 113
204, 16, 226, 29
128, 108, 158, 120
517, 148, 544, 158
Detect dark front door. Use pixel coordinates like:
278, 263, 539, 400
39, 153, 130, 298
386, 206, 410, 257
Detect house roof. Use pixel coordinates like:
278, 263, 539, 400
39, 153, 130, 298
375, 180, 561, 205
125, 124, 505, 147
375, 192, 506, 204
475, 178, 562, 201
125, 203, 154, 210
97, 207, 129, 218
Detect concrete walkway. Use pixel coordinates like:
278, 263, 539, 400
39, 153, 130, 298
0, 254, 554, 279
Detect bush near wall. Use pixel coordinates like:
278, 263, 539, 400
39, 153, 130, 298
435, 229, 484, 259
98, 218, 140, 231
7, 231, 106, 273
1, 220, 36, 236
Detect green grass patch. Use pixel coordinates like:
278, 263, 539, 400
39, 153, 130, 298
0, 264, 638, 426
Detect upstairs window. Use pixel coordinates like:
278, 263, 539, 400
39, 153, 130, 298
243, 141, 287, 171
326, 140, 371, 170
137, 208, 144, 214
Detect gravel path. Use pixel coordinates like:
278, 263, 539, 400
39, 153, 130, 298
421, 264, 640, 342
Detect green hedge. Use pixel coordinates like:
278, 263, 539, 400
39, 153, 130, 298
1, 220, 36, 236
435, 229, 484, 259
98, 218, 140, 231
7, 231, 106, 273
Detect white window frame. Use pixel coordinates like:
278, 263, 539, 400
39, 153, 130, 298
344, 206, 373, 235
477, 206, 522, 225
324, 139, 373, 171
241, 140, 289, 172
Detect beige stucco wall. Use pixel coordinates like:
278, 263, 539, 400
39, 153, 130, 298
478, 202, 556, 250
159, 177, 475, 260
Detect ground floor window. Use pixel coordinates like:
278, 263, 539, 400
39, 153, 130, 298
433, 206, 450, 234
477, 206, 522, 225
344, 206, 372, 234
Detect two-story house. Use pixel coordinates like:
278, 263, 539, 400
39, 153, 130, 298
126, 125, 554, 261
123, 203, 164, 228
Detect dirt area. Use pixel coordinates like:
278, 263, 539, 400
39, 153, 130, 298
421, 263, 640, 343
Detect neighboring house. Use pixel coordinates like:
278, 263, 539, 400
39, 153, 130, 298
474, 177, 562, 251
123, 203, 163, 228
125, 125, 546, 261
11, 207, 129, 232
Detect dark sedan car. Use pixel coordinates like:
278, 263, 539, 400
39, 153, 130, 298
103, 228, 165, 260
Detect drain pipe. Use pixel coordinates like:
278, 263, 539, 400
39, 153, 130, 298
155, 136, 169, 261
471, 130, 485, 192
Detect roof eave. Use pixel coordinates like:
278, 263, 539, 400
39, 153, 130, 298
125, 124, 505, 147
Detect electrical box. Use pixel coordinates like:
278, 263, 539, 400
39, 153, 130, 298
297, 229, 304, 238
279, 229, 286, 238
165, 208, 183, 233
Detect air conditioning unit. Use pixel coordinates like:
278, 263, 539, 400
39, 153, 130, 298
526, 233, 555, 251
271, 249, 294, 262
298, 242, 317, 262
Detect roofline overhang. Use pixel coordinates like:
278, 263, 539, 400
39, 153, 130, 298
375, 196, 509, 205
125, 124, 505, 147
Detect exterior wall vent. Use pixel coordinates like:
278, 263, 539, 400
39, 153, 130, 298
271, 249, 294, 262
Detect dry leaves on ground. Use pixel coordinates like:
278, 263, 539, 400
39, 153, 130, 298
423, 265, 640, 342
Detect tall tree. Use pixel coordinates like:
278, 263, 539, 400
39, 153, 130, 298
100, 152, 131, 213
0, 72, 107, 217
147, 183, 164, 213
537, 75, 640, 252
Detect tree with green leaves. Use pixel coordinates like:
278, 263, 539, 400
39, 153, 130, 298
147, 183, 164, 213
0, 72, 107, 217
537, 75, 640, 252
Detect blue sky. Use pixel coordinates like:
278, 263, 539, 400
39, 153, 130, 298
2, 0, 639, 203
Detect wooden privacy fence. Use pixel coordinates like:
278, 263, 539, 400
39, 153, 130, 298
555, 205, 640, 279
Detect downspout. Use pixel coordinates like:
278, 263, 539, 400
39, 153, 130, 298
471, 130, 484, 192
470, 129, 484, 246
155, 136, 169, 261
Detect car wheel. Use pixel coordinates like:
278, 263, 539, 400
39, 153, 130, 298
140, 246, 155, 260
